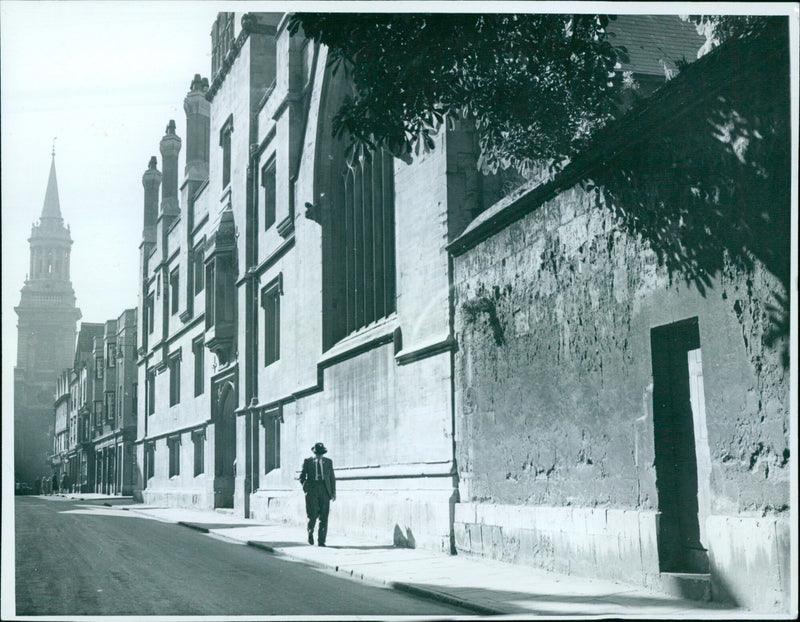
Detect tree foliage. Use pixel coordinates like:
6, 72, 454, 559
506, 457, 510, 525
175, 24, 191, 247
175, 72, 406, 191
289, 14, 626, 176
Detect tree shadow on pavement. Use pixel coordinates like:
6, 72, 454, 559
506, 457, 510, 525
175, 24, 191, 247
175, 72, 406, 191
400, 583, 738, 617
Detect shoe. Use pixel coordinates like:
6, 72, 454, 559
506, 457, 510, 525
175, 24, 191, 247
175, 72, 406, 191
318, 542, 326, 547
308, 534, 314, 545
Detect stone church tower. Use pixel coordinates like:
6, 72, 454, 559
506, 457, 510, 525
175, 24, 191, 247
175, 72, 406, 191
14, 152, 81, 485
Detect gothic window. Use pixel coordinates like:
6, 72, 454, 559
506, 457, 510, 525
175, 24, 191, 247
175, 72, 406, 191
325, 148, 396, 347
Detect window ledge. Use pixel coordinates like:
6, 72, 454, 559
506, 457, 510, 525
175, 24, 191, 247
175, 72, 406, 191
318, 314, 399, 368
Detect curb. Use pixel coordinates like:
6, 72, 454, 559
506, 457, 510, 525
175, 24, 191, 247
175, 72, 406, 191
167, 518, 499, 616
243, 539, 500, 614
391, 581, 505, 616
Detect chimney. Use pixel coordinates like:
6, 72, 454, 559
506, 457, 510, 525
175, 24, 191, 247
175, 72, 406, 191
159, 120, 182, 215
184, 74, 210, 181
142, 156, 161, 232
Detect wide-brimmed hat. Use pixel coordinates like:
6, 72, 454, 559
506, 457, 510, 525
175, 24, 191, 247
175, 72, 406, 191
312, 442, 328, 454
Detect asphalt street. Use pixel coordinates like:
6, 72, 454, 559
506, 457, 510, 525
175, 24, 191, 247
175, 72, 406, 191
14, 496, 471, 617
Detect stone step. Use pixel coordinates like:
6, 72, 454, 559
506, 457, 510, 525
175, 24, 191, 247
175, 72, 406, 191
658, 572, 711, 602
214, 507, 236, 516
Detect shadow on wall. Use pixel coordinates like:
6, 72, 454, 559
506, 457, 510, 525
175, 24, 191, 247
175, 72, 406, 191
583, 20, 790, 368
133, 464, 144, 502
393, 525, 416, 548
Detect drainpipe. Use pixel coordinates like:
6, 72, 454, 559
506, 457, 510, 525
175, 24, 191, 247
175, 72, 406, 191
447, 251, 460, 555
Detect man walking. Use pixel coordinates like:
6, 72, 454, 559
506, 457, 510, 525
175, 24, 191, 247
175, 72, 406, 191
300, 442, 336, 546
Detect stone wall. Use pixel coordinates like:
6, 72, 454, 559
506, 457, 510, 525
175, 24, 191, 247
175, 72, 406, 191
451, 180, 790, 610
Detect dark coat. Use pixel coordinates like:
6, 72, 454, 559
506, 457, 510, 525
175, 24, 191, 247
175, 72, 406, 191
300, 456, 336, 499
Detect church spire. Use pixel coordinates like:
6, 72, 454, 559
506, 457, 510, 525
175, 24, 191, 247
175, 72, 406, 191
41, 149, 62, 221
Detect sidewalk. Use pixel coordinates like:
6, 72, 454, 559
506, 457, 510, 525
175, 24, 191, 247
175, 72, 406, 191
50, 499, 739, 619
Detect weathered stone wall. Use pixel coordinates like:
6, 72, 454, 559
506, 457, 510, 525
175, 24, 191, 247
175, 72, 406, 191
451, 180, 790, 609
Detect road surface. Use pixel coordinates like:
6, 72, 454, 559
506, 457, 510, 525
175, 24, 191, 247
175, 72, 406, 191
14, 496, 471, 617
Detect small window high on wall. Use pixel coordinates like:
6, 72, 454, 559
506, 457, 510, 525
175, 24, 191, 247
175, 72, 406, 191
220, 115, 233, 189
262, 160, 276, 231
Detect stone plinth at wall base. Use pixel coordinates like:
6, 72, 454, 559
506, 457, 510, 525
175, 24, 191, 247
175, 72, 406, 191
706, 514, 790, 613
454, 503, 660, 587
142, 488, 211, 509
252, 486, 454, 552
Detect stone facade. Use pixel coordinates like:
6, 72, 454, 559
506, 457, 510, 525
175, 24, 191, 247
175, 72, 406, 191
128, 12, 791, 612
14, 154, 82, 486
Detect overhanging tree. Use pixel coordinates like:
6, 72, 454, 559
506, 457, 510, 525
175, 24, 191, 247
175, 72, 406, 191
290, 14, 626, 176
290, 13, 770, 178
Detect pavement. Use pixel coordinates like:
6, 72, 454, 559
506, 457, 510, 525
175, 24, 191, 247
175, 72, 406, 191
50, 493, 747, 618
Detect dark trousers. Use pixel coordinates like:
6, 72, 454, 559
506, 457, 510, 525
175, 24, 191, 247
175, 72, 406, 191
305, 481, 331, 544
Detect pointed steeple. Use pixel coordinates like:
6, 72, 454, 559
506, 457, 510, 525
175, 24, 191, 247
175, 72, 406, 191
41, 149, 62, 221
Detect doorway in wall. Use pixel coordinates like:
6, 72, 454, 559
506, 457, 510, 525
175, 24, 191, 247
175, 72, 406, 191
213, 379, 236, 509
651, 316, 711, 573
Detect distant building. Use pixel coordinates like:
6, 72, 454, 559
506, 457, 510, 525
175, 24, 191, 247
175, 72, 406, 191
68, 322, 104, 492
51, 311, 137, 495
90, 310, 138, 495
14, 153, 81, 486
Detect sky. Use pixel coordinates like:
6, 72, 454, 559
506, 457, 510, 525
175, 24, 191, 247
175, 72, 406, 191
1, 1, 225, 450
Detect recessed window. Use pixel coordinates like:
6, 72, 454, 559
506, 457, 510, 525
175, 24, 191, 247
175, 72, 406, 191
105, 392, 116, 421
263, 411, 281, 475
205, 263, 216, 328
146, 370, 156, 416
93, 401, 103, 427
146, 292, 155, 335
262, 160, 276, 230
170, 268, 180, 316
194, 245, 205, 294
168, 352, 181, 406
192, 429, 205, 476
193, 337, 205, 397
220, 115, 233, 189
262, 277, 282, 367
168, 436, 181, 478
107, 343, 116, 367
145, 442, 155, 482
95, 357, 104, 379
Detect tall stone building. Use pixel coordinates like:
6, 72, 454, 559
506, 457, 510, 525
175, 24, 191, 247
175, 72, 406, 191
14, 152, 81, 486
132, 12, 790, 611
